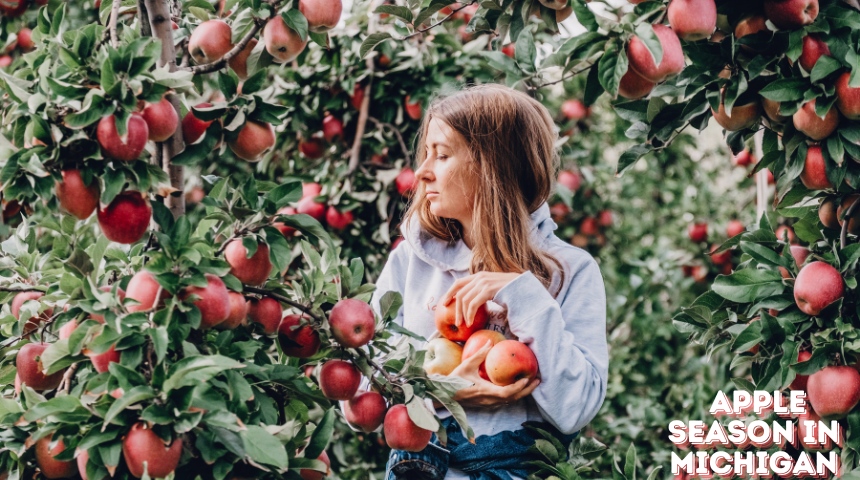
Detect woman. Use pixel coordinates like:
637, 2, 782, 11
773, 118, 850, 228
371, 84, 609, 480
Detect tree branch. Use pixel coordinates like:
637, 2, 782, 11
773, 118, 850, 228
138, 0, 151, 37
179, 17, 266, 74
60, 363, 79, 394
0, 311, 62, 348
109, 0, 122, 47
840, 196, 860, 250
353, 347, 400, 389
528, 63, 595, 90
243, 286, 321, 321
0, 286, 46, 293
367, 116, 410, 166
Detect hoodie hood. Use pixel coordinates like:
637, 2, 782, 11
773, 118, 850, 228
400, 202, 558, 272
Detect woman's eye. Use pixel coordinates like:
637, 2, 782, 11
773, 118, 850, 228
436, 155, 448, 160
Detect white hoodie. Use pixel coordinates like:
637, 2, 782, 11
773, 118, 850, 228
357, 202, 609, 478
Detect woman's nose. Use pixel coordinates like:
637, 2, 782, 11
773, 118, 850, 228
415, 159, 433, 182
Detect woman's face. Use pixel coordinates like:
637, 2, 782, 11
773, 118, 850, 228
416, 118, 475, 223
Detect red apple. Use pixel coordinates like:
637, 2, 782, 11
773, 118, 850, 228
484, 340, 539, 386
798, 34, 831, 73
182, 103, 215, 144
710, 244, 731, 265
794, 261, 844, 316
734, 14, 769, 52
296, 196, 326, 222
627, 24, 685, 83
0, 55, 12, 67
780, 245, 811, 278
667, 0, 717, 41
350, 83, 364, 110
835, 72, 860, 121
461, 329, 507, 381
329, 299, 375, 348
322, 115, 343, 142
325, 206, 353, 230
303, 183, 323, 198
86, 342, 121, 373
141, 98, 179, 143
762, 97, 791, 124
807, 366, 860, 421
16, 28, 33, 52
56, 169, 99, 220
423, 337, 463, 376
217, 292, 249, 330
794, 99, 840, 141
278, 313, 321, 357
344, 389, 387, 433
97, 113, 149, 162
775, 225, 798, 244
225, 240, 273, 286
688, 222, 708, 243
383, 404, 433, 452
727, 220, 744, 238
580, 217, 599, 236
17, 342, 64, 391
227, 38, 257, 80
180, 273, 230, 329
274, 206, 298, 237
799, 145, 833, 190
122, 422, 183, 478
599, 210, 613, 227
248, 297, 282, 335
837, 194, 860, 234
97, 191, 152, 244
557, 170, 581, 192
789, 350, 813, 390
404, 96, 422, 121
502, 44, 515, 58
618, 68, 656, 99
298, 0, 342, 33
561, 100, 588, 120
300, 450, 331, 480
300, 137, 326, 159
819, 196, 840, 229
12, 291, 52, 333
189, 20, 233, 64
318, 359, 361, 400
733, 150, 756, 167
764, 0, 818, 29
126, 271, 170, 313
228, 120, 275, 162
263, 15, 307, 63
711, 87, 761, 131
434, 300, 488, 342
396, 168, 415, 196
35, 434, 78, 479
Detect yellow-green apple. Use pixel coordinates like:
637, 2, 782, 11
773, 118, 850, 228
761, 96, 790, 124
561, 100, 588, 120
618, 68, 656, 99
404, 96, 422, 120
141, 97, 179, 142
819, 196, 840, 229
248, 297, 282, 334
799, 145, 833, 190
775, 225, 797, 244
794, 99, 840, 141
779, 245, 811, 278
687, 222, 707, 242
97, 113, 148, 161
228, 120, 275, 162
798, 34, 830, 72
300, 450, 330, 480
299, 0, 342, 33
189, 20, 233, 64
263, 16, 307, 63
228, 38, 257, 80
807, 366, 860, 420
325, 206, 353, 230
435, 300, 488, 342
17, 342, 64, 391
278, 313, 321, 357
734, 15, 768, 52
711, 87, 761, 131
296, 195, 326, 221
225, 240, 273, 285
667, 0, 717, 41
12, 291, 52, 334
396, 168, 415, 196
300, 137, 325, 159
794, 261, 844, 315
344, 389, 387, 433
35, 434, 78, 479
217, 292, 249, 330
484, 340, 539, 386
727, 220, 744, 238
423, 337, 463, 375
462, 329, 507, 380
789, 350, 813, 390
319, 359, 361, 400
180, 273, 230, 329
383, 404, 433, 452
122, 422, 183, 478
126, 271, 171, 313
837, 194, 860, 234
763, 0, 818, 29
182, 103, 215, 144
97, 191, 151, 244
322, 114, 344, 142
56, 169, 99, 220
329, 299, 375, 348
274, 206, 298, 237
557, 170, 581, 191
627, 24, 685, 83
836, 72, 860, 121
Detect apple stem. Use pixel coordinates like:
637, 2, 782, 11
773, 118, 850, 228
354, 346, 400, 390
243, 286, 321, 321
840, 197, 860, 250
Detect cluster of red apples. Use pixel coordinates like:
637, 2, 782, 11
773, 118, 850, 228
549, 170, 612, 248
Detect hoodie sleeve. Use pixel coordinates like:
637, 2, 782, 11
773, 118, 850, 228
492, 251, 608, 435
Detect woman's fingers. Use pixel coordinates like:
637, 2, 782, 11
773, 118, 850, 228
440, 275, 471, 307
511, 378, 541, 402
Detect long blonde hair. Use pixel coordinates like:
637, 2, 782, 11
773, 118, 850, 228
404, 84, 565, 294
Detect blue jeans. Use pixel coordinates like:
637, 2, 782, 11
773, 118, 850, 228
385, 416, 580, 480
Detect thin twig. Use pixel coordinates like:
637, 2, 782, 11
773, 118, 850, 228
109, 0, 121, 47
243, 286, 321, 321
528, 63, 596, 90
0, 311, 62, 348
354, 347, 399, 387
179, 16, 267, 74
0, 286, 46, 293
367, 117, 411, 166
60, 363, 79, 394
653, 122, 691, 152
840, 196, 860, 249
401, 1, 477, 40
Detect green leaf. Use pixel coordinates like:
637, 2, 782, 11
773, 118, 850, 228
571, 0, 597, 32
240, 425, 289, 470
163, 355, 243, 393
633, 23, 662, 67
360, 32, 392, 59
283, 10, 309, 42
759, 79, 807, 102
616, 144, 653, 176
712, 269, 785, 303
810, 56, 841, 84
103, 386, 156, 427
598, 41, 627, 97
375, 5, 414, 23
304, 408, 335, 459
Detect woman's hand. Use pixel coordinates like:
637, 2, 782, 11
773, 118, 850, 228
440, 272, 521, 327
447, 339, 540, 409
